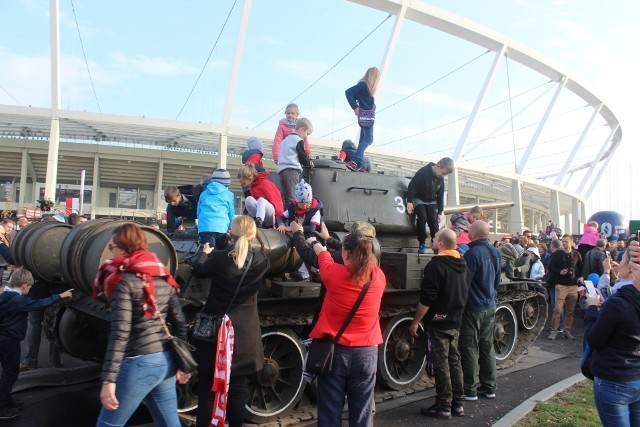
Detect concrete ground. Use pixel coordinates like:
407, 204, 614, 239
2, 306, 586, 427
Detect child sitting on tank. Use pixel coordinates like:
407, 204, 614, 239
277, 180, 324, 282
240, 136, 266, 198
0, 268, 73, 420
164, 185, 198, 233
237, 164, 284, 229
276, 180, 324, 240
339, 139, 371, 173
197, 169, 235, 250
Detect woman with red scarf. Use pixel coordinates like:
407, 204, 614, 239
94, 223, 189, 427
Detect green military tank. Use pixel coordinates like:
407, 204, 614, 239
12, 158, 547, 423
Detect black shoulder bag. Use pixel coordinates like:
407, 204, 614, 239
305, 276, 372, 375
192, 253, 254, 343
145, 283, 198, 374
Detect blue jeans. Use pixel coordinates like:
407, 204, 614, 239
96, 351, 181, 427
549, 287, 565, 331
352, 126, 374, 167
198, 231, 228, 250
316, 345, 377, 427
594, 377, 640, 427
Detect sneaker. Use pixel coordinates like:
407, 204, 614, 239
420, 404, 452, 419
254, 217, 264, 229
477, 387, 496, 399
418, 244, 428, 254
548, 331, 557, 340
0, 406, 19, 420
452, 405, 465, 417
357, 167, 369, 173
19, 363, 34, 372
6, 397, 24, 410
345, 161, 358, 171
563, 331, 576, 340
463, 394, 478, 401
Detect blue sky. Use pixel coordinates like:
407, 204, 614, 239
1, 0, 638, 220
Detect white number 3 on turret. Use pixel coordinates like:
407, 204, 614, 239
394, 196, 405, 214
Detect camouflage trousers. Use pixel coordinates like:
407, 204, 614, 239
428, 327, 465, 410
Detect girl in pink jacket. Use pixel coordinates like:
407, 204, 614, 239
272, 103, 310, 163
578, 221, 600, 259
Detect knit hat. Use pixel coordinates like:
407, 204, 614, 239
342, 139, 356, 150
247, 136, 263, 150
210, 169, 231, 187
294, 179, 312, 203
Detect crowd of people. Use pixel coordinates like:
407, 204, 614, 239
1, 70, 639, 425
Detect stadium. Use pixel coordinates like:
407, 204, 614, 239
0, 0, 621, 235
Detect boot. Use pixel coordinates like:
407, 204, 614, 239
254, 217, 264, 229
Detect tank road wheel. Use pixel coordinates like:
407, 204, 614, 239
245, 328, 306, 423
176, 373, 199, 413
494, 304, 518, 363
377, 315, 427, 390
520, 296, 542, 330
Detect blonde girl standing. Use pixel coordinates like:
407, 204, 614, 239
344, 67, 380, 171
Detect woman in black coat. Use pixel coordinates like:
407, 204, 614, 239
192, 215, 269, 427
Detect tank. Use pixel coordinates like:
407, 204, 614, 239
17, 159, 548, 423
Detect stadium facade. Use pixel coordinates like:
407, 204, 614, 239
0, 0, 620, 235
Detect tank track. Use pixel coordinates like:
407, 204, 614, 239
496, 287, 548, 370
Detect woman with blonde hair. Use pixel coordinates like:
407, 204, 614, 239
192, 216, 270, 427
344, 67, 380, 172
308, 232, 386, 426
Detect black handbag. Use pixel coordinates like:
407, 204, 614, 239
192, 253, 254, 342
581, 343, 594, 380
145, 282, 198, 374
305, 277, 371, 375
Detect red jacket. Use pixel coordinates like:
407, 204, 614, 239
309, 251, 385, 346
250, 171, 284, 217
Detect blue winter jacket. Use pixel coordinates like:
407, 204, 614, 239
0, 291, 61, 340
463, 238, 502, 312
197, 182, 235, 234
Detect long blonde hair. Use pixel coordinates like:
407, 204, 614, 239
360, 67, 380, 96
229, 216, 256, 269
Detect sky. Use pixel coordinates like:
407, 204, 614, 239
1, 0, 638, 222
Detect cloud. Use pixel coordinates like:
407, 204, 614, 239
110, 52, 202, 76
274, 60, 332, 80
254, 35, 283, 46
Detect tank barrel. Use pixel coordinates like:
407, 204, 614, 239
443, 201, 515, 215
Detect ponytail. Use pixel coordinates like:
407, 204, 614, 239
231, 235, 249, 269
342, 232, 373, 286
229, 215, 257, 269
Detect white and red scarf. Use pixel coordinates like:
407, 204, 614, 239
210, 314, 234, 426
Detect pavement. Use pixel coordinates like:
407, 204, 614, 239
370, 309, 587, 426
1, 307, 588, 427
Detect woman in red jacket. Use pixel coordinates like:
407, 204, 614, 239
308, 232, 386, 427
237, 164, 284, 229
